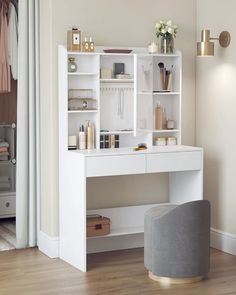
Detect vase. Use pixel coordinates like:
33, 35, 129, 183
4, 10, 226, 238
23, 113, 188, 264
160, 35, 174, 54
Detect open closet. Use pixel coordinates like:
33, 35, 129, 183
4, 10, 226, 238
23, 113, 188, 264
0, 0, 18, 251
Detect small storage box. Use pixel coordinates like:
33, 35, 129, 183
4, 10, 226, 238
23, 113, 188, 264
86, 215, 110, 237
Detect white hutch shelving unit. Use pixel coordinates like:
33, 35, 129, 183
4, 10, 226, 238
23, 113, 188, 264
59, 46, 182, 149
58, 46, 203, 272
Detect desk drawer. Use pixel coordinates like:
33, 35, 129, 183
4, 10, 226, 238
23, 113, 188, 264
0, 195, 16, 217
86, 154, 146, 177
146, 151, 202, 173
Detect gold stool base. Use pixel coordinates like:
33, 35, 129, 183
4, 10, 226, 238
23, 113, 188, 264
149, 271, 203, 284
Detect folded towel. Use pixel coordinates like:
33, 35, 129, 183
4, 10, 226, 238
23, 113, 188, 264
0, 156, 8, 161
0, 176, 10, 182
0, 152, 9, 156
0, 142, 9, 148
0, 147, 8, 153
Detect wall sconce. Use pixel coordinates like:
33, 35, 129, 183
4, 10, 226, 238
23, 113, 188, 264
197, 29, 231, 57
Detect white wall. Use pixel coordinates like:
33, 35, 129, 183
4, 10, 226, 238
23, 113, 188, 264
196, 0, 236, 235
40, 0, 196, 236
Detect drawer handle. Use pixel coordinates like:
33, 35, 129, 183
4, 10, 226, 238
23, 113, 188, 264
5, 202, 10, 208
95, 224, 102, 230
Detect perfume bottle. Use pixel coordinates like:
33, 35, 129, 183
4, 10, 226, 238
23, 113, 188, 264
82, 37, 90, 52
67, 27, 81, 51
68, 57, 77, 73
89, 37, 95, 52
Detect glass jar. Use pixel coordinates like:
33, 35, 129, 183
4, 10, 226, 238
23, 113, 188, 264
154, 137, 166, 146
166, 137, 177, 146
160, 35, 174, 54
167, 119, 175, 130
68, 57, 77, 73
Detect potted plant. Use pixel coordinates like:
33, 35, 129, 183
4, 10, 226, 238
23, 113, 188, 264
155, 20, 178, 54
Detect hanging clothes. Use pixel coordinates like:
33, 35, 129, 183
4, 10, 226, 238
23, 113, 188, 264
12, 0, 18, 18
8, 2, 18, 80
0, 3, 11, 92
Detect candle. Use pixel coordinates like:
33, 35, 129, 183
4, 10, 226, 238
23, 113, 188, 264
148, 42, 158, 53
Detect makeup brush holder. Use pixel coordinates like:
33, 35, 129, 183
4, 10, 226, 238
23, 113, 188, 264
158, 68, 173, 92
158, 72, 173, 91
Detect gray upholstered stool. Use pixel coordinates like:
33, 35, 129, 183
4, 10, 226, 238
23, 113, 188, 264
144, 200, 210, 284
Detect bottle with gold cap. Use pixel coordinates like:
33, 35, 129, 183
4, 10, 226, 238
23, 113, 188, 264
89, 37, 95, 52
82, 37, 90, 52
87, 121, 95, 149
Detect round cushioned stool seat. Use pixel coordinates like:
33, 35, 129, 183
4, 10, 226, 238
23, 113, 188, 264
144, 201, 210, 284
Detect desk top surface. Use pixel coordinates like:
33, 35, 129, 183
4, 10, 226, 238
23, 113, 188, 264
70, 145, 203, 158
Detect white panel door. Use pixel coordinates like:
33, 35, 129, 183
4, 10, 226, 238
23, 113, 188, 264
134, 55, 153, 135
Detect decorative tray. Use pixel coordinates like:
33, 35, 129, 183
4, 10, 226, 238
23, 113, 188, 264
103, 49, 133, 54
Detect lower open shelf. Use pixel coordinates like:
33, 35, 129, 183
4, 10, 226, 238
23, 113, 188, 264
87, 226, 144, 239
87, 202, 170, 240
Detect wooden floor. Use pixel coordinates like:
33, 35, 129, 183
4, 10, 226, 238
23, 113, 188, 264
0, 248, 235, 295
0, 218, 16, 251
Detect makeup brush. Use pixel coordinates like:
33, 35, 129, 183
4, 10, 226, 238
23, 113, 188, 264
167, 65, 174, 91
158, 62, 165, 91
158, 62, 164, 70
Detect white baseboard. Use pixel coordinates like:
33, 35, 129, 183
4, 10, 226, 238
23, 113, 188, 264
37, 228, 236, 260
211, 228, 236, 256
38, 231, 59, 258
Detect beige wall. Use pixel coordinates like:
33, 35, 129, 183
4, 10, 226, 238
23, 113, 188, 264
40, 0, 197, 236
196, 0, 236, 234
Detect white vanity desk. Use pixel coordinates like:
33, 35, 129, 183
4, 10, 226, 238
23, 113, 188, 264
58, 46, 203, 271
59, 145, 203, 272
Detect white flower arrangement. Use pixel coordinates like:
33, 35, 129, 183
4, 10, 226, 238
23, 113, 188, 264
155, 20, 178, 38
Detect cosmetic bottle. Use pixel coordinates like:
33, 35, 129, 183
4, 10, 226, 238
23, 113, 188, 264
162, 107, 167, 129
87, 121, 95, 149
105, 135, 110, 149
100, 135, 105, 149
89, 37, 95, 52
110, 134, 115, 148
67, 27, 81, 51
115, 135, 119, 148
82, 37, 90, 52
79, 125, 86, 150
155, 102, 163, 130
68, 57, 77, 73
